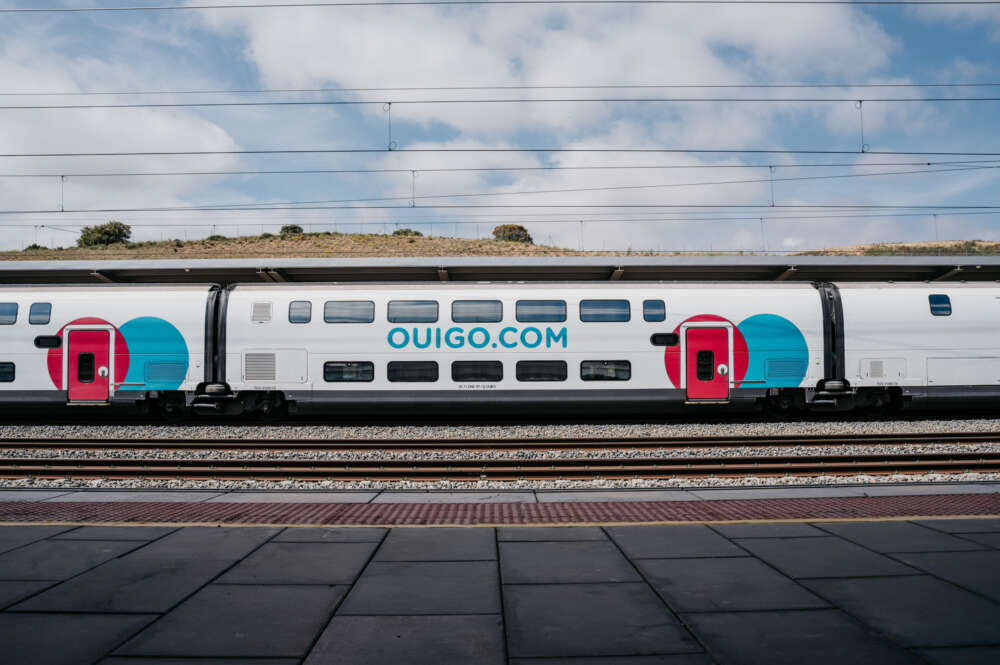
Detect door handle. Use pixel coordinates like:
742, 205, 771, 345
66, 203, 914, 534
97, 366, 109, 378
716, 364, 729, 377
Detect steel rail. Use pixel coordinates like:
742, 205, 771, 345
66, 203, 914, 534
1, 431, 1000, 451
2, 452, 999, 481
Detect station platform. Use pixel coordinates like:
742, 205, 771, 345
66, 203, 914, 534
1, 483, 999, 664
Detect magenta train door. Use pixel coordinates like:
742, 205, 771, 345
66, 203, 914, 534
67, 330, 111, 402
685, 327, 730, 400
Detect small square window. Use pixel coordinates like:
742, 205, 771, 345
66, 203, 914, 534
29, 303, 51, 325
0, 303, 17, 325
643, 300, 665, 322
288, 301, 312, 324
929, 294, 951, 316
0, 362, 14, 382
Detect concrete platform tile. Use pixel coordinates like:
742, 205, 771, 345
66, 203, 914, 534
46, 491, 224, 502
689, 487, 866, 500
207, 491, 377, 503
375, 526, 495, 561
914, 646, 1000, 665
735, 536, 917, 578
0, 539, 144, 580
682, 609, 921, 665
218, 542, 376, 585
0, 613, 156, 665
504, 582, 699, 658
957, 532, 1000, 548
273, 527, 387, 542
536, 491, 700, 503
136, 526, 280, 561
637, 557, 828, 612
607, 525, 746, 559
97, 656, 299, 665
803, 575, 1000, 647
500, 541, 641, 584
509, 657, 715, 665
12, 557, 234, 613
498, 526, 607, 541
371, 491, 535, 503
304, 615, 505, 665
0, 490, 75, 501
709, 523, 825, 539
861, 484, 1000, 496
816, 521, 985, 553
894, 550, 1000, 603
0, 579, 54, 608
52, 526, 176, 541
915, 518, 1000, 533
116, 584, 346, 658
338, 560, 500, 615
0, 525, 75, 555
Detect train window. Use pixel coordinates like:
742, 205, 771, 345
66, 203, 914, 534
452, 361, 503, 382
34, 336, 61, 349
929, 294, 952, 316
643, 300, 665, 322
387, 361, 439, 382
516, 360, 567, 382
516, 300, 566, 322
324, 361, 374, 382
29, 303, 51, 325
78, 353, 95, 383
288, 301, 312, 324
580, 300, 631, 322
452, 300, 502, 323
251, 302, 272, 323
0, 362, 13, 382
696, 350, 714, 381
581, 360, 631, 381
324, 301, 375, 323
650, 333, 679, 347
0, 303, 17, 325
388, 300, 439, 323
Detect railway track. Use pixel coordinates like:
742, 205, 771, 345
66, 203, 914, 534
3, 431, 1000, 451
1, 433, 999, 480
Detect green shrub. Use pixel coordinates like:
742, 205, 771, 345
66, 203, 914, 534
492, 224, 533, 244
260, 233, 275, 239
392, 228, 423, 237
77, 221, 131, 247
24, 243, 45, 251
206, 234, 227, 242
280, 224, 304, 236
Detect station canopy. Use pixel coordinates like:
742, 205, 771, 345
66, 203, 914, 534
1, 256, 999, 285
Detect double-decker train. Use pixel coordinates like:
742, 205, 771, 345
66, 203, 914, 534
0, 281, 996, 417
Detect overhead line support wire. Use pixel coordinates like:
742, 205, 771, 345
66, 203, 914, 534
5, 148, 1000, 158
5, 1, 1000, 13
1, 96, 999, 110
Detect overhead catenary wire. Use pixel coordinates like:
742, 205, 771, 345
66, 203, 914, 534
5, 148, 1000, 158
4, 82, 1000, 96
4, 159, 1000, 179
5, 0, 1000, 12
2, 96, 999, 110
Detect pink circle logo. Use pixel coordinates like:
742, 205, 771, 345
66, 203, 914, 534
47, 317, 130, 389
664, 314, 748, 388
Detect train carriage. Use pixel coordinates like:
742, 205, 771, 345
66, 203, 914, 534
0, 284, 216, 414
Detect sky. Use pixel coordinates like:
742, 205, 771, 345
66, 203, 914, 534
0, 1, 998, 253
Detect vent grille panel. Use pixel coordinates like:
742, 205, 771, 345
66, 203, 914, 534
147, 362, 186, 382
766, 359, 806, 379
870, 360, 885, 379
251, 302, 272, 322
245, 353, 276, 381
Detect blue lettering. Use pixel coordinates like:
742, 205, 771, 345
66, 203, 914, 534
388, 328, 409, 348
435, 327, 442, 349
468, 327, 489, 349
413, 328, 432, 349
499, 327, 518, 348
445, 327, 465, 348
521, 327, 542, 348
546, 327, 568, 348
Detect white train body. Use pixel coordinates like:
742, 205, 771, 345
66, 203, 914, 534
0, 280, 997, 415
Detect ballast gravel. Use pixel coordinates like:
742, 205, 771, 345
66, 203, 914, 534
2, 416, 1000, 442
2, 417, 1000, 490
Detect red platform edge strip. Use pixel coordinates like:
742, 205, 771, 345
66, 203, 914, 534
0, 493, 998, 526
